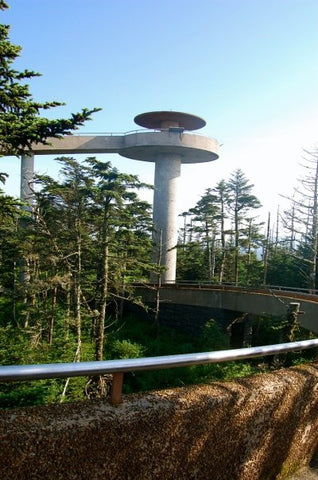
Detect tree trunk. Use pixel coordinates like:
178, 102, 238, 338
74, 224, 82, 361
154, 229, 163, 327
48, 285, 57, 345
234, 208, 239, 286
95, 240, 108, 362
309, 159, 318, 291
219, 209, 226, 284
263, 212, 271, 285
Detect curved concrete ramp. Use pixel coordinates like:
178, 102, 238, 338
136, 285, 318, 333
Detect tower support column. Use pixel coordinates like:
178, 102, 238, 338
152, 153, 181, 283
21, 153, 34, 205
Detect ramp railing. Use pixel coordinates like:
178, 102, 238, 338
1, 339, 318, 405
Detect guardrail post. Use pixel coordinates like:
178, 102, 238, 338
110, 372, 124, 406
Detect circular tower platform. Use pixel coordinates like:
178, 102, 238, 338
119, 131, 219, 163
134, 111, 206, 131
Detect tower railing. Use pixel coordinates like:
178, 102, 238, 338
72, 129, 210, 137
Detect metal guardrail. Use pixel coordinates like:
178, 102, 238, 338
1, 339, 318, 405
75, 129, 151, 136
159, 281, 318, 296
75, 129, 209, 138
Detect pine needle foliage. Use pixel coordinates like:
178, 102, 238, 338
0, 3, 100, 156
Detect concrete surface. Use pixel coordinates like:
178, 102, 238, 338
152, 153, 181, 282
30, 130, 219, 162
136, 284, 318, 333
1, 364, 318, 480
288, 467, 318, 479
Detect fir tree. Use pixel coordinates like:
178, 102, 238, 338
226, 169, 261, 285
0, 2, 100, 156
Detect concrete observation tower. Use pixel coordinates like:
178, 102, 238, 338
22, 111, 219, 283
131, 111, 218, 283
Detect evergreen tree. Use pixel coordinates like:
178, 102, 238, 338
177, 171, 263, 285
0, 173, 21, 309
212, 180, 228, 283
188, 188, 220, 281
177, 241, 206, 281
31, 158, 153, 362
226, 169, 262, 285
265, 246, 304, 288
86, 157, 152, 361
0, 2, 100, 157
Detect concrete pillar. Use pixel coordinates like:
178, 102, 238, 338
19, 154, 34, 284
152, 153, 181, 283
21, 153, 34, 205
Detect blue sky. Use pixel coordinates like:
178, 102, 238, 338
2, 0, 318, 223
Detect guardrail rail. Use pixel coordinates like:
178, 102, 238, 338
1, 339, 318, 405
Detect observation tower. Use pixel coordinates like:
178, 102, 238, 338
130, 111, 218, 283
21, 110, 219, 283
